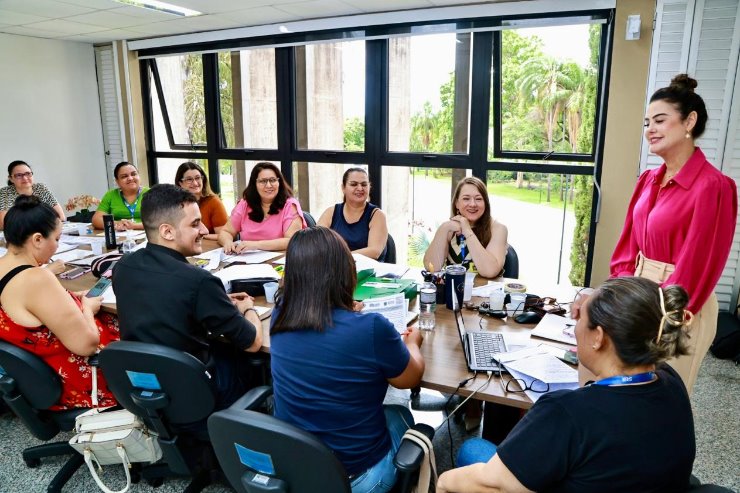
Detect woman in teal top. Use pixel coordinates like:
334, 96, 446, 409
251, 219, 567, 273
92, 162, 148, 231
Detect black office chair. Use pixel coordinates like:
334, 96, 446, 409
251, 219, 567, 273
503, 244, 519, 279
303, 211, 317, 227
98, 340, 272, 491
384, 234, 397, 264
208, 407, 433, 493
0, 341, 87, 493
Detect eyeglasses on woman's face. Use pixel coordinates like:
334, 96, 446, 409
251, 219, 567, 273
181, 175, 203, 184
12, 171, 33, 180
256, 177, 280, 186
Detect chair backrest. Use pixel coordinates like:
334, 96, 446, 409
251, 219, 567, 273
98, 341, 215, 425
385, 234, 396, 264
208, 409, 351, 493
503, 244, 519, 279
0, 341, 65, 440
303, 211, 317, 228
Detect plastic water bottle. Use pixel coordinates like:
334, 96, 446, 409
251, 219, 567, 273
121, 229, 136, 254
419, 275, 437, 331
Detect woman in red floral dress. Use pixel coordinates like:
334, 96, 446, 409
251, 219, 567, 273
0, 196, 118, 410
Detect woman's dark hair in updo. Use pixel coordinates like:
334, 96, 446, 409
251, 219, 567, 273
650, 73, 707, 138
4, 195, 59, 246
586, 277, 690, 366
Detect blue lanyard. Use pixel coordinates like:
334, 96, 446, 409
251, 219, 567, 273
591, 371, 656, 387
458, 234, 467, 261
120, 188, 141, 219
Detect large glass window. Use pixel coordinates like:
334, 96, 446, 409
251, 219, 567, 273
151, 54, 206, 151
295, 41, 365, 151
388, 33, 471, 154
142, 12, 610, 286
218, 49, 278, 149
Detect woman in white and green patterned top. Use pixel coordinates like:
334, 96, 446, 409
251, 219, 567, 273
0, 161, 65, 229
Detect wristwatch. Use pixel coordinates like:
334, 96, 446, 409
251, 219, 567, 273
243, 307, 258, 317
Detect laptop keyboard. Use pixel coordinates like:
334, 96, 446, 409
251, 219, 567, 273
471, 332, 505, 368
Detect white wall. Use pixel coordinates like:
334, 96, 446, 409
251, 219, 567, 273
0, 34, 107, 213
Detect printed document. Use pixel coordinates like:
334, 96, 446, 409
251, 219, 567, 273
361, 293, 407, 334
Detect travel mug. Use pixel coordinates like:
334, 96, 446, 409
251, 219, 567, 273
444, 264, 466, 310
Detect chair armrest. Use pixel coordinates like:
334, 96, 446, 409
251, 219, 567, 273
394, 423, 434, 473
229, 385, 273, 411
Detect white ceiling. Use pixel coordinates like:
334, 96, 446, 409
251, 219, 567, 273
0, 0, 520, 44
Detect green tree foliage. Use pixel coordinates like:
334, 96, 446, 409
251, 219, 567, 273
343, 117, 365, 151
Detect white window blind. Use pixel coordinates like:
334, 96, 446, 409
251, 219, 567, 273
644, 0, 740, 311
95, 44, 125, 188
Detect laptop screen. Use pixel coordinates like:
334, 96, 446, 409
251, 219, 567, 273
451, 279, 472, 368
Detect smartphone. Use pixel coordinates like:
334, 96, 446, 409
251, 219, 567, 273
60, 267, 89, 280
86, 277, 112, 298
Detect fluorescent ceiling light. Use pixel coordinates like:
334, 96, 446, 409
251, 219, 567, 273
114, 0, 201, 17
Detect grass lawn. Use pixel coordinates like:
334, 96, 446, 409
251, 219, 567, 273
487, 182, 570, 209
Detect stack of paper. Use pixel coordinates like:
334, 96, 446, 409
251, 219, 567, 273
531, 314, 577, 345
494, 346, 579, 402
352, 253, 409, 278
52, 248, 94, 263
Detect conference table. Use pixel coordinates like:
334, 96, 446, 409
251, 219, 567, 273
61, 235, 579, 438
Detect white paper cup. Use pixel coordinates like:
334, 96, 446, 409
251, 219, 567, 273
264, 282, 279, 304
463, 273, 475, 302
91, 242, 104, 256
510, 293, 526, 313
489, 291, 505, 311
505, 303, 518, 317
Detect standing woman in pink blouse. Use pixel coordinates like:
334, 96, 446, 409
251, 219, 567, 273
610, 74, 737, 393
218, 162, 306, 253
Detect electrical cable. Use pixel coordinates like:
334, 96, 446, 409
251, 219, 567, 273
437, 371, 494, 468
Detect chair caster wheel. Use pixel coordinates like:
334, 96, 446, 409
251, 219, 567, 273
146, 477, 164, 488
24, 457, 41, 468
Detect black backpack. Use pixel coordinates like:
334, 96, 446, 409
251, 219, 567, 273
711, 305, 740, 364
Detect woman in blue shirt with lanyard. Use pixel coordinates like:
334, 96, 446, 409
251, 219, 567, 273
92, 162, 148, 231
423, 177, 508, 278
437, 276, 696, 493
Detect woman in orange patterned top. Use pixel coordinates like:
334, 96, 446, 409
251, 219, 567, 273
0, 196, 118, 409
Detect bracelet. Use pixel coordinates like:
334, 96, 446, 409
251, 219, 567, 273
243, 307, 257, 317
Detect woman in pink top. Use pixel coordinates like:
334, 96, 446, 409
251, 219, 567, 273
610, 74, 737, 393
218, 162, 306, 252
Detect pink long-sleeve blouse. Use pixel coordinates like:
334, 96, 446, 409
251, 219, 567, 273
610, 147, 737, 313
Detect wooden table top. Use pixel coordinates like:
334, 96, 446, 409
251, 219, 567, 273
60, 235, 577, 410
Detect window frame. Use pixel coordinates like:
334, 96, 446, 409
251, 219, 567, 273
139, 8, 614, 284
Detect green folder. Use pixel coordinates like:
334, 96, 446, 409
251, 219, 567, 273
353, 276, 417, 301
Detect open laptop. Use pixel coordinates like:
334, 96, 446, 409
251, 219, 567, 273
451, 280, 507, 371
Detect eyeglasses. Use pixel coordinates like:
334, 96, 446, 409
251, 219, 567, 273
181, 175, 203, 184
12, 171, 33, 180
498, 372, 549, 394
347, 181, 369, 188
256, 178, 280, 186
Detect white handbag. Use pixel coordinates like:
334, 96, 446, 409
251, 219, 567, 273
68, 367, 162, 493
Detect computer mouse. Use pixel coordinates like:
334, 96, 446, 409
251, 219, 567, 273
514, 311, 543, 324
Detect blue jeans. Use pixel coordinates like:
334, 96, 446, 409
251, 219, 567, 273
350, 405, 414, 493
456, 437, 498, 467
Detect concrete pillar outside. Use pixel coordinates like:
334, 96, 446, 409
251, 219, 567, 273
384, 38, 412, 264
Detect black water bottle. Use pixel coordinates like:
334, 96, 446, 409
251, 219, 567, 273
103, 214, 117, 250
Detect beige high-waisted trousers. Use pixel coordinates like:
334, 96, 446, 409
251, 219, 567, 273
635, 252, 718, 394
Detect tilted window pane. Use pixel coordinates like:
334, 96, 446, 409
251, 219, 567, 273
494, 24, 600, 157
152, 54, 206, 150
